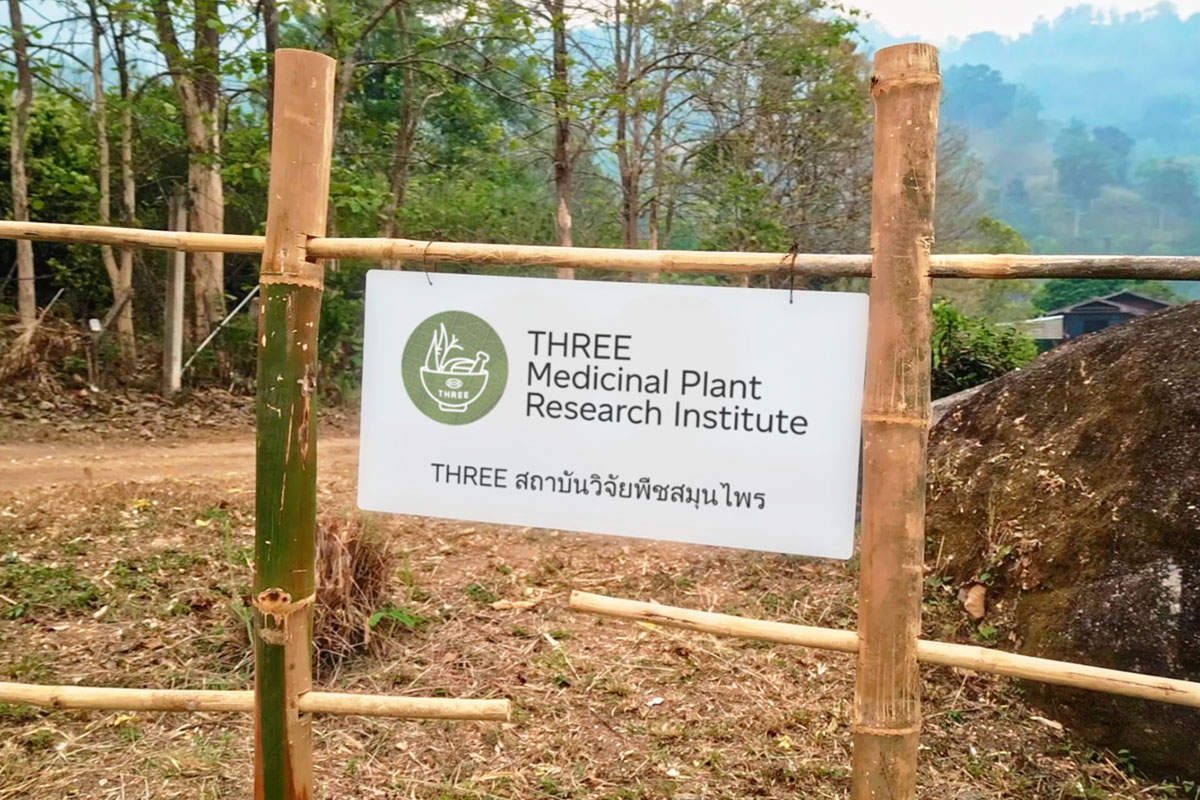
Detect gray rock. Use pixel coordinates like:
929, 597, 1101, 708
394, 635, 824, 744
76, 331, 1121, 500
926, 301, 1200, 780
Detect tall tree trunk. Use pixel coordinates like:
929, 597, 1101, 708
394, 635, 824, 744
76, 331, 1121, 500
645, 76, 667, 282
546, 0, 575, 278
646, 119, 664, 251
90, 0, 136, 361
262, 0, 279, 132
646, 5, 675, 257
613, 0, 630, 247
153, 0, 225, 341
7, 0, 36, 327
379, 1, 416, 268
613, 0, 641, 250
326, 0, 402, 266
628, 11, 643, 252
117, 13, 137, 360
190, 0, 224, 340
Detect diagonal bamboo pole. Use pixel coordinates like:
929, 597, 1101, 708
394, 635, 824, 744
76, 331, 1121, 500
253, 48, 336, 800
568, 592, 1200, 709
853, 43, 941, 800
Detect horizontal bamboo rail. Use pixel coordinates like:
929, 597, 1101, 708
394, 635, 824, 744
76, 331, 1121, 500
570, 591, 1200, 709
0, 221, 266, 254
3, 220, 1200, 279
0, 682, 511, 720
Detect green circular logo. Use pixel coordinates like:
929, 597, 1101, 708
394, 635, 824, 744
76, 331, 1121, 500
401, 311, 508, 424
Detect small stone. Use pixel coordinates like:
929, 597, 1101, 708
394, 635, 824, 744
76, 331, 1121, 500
963, 583, 987, 620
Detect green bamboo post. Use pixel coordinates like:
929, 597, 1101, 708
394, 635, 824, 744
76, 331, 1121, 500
851, 43, 941, 800
253, 48, 336, 800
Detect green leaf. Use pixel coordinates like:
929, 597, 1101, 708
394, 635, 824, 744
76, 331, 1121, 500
368, 605, 426, 630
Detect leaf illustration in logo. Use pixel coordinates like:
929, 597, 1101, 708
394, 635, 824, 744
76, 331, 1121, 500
424, 324, 441, 371
425, 323, 465, 371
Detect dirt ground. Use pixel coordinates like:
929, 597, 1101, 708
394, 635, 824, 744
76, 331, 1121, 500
0, 424, 1187, 799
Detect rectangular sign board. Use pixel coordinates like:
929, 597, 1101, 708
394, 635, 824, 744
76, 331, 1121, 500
357, 271, 868, 558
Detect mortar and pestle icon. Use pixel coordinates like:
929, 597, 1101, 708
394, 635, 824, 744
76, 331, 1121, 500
420, 323, 491, 412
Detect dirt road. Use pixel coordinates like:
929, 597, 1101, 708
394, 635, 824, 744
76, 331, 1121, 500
0, 435, 360, 490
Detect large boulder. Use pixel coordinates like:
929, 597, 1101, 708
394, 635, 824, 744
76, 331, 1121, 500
926, 301, 1200, 780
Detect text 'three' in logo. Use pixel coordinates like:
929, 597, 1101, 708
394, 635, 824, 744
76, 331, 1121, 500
401, 311, 508, 424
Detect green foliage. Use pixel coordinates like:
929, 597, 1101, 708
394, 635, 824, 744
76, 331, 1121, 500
927, 7, 1200, 286
1136, 159, 1198, 217
0, 555, 101, 619
1054, 120, 1132, 205
0, 703, 40, 723
367, 605, 426, 630
464, 582, 499, 605
971, 216, 1030, 254
943, 65, 1016, 129
1033, 279, 1182, 312
931, 300, 1037, 399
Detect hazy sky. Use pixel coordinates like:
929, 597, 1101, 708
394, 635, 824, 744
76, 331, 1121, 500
855, 1, 1200, 42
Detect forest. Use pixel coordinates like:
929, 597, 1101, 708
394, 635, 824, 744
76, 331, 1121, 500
1, 0, 1192, 397
891, 4, 1200, 301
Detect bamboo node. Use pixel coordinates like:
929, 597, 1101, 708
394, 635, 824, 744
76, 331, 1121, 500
861, 413, 930, 428
253, 588, 315, 643
854, 724, 921, 737
870, 73, 941, 95
260, 274, 323, 290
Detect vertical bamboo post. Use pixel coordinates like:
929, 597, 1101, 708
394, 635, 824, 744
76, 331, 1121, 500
253, 49, 336, 800
851, 43, 940, 800
163, 194, 186, 397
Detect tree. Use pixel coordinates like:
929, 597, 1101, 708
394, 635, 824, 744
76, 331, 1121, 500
1092, 125, 1133, 185
86, 0, 135, 360
7, 0, 36, 327
942, 64, 1016, 129
543, 0, 573, 260
152, 0, 226, 340
936, 127, 988, 250
687, 1, 870, 258
1054, 120, 1107, 212
1136, 158, 1197, 229
1000, 177, 1035, 231
1053, 120, 1139, 238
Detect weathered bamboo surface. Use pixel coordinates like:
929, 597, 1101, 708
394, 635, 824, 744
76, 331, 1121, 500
570, 592, 1200, 709
0, 220, 265, 253
0, 682, 511, 719
253, 48, 336, 800
3, 220, 1199, 278
853, 42, 941, 800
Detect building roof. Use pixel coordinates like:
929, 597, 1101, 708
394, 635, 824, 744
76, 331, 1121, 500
1011, 314, 1065, 340
1048, 291, 1173, 316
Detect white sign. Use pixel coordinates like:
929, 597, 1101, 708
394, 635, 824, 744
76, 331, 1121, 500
357, 271, 868, 559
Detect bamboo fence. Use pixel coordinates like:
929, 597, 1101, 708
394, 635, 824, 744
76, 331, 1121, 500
569, 592, 1200, 709
849, 43, 941, 800
3, 219, 1200, 279
1, 41, 1198, 800
0, 682, 510, 720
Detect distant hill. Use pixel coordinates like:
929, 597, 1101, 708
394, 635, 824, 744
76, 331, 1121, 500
860, 5, 1200, 289
864, 5, 1200, 157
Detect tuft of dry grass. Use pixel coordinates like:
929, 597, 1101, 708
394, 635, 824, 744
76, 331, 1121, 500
313, 512, 396, 667
0, 317, 86, 385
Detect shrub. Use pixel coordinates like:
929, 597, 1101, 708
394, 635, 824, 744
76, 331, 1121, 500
931, 299, 1037, 399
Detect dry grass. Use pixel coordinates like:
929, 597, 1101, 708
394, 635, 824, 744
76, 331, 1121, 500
314, 512, 397, 667
0, 317, 87, 386
0, 475, 1191, 799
